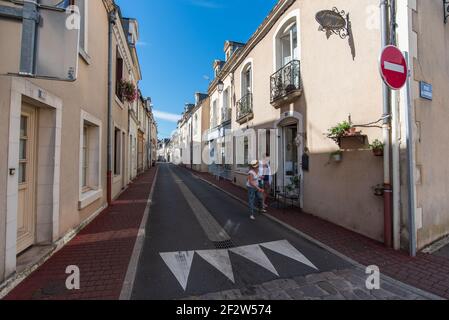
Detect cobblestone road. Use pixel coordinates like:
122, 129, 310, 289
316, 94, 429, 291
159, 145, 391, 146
185, 267, 431, 300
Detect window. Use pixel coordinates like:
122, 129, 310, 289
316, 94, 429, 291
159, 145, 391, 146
275, 18, 298, 70
242, 64, 252, 96
81, 125, 89, 189
237, 137, 249, 169
19, 115, 28, 184
79, 111, 101, 209
77, 0, 88, 54
222, 88, 230, 122
193, 114, 198, 136
115, 48, 124, 101
114, 128, 122, 175
80, 120, 100, 191
211, 100, 218, 128
243, 66, 252, 95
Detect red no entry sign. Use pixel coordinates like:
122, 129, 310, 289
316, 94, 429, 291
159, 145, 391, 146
380, 45, 408, 90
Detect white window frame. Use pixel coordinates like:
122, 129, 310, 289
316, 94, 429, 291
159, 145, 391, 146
211, 99, 218, 128
222, 88, 230, 122
79, 110, 102, 210
272, 9, 300, 72
78, 0, 89, 55
240, 58, 254, 98
114, 126, 122, 177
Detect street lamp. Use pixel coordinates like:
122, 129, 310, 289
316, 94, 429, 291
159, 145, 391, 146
217, 79, 224, 94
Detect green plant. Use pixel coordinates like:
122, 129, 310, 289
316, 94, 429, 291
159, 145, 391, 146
370, 139, 384, 151
327, 121, 352, 143
286, 176, 300, 192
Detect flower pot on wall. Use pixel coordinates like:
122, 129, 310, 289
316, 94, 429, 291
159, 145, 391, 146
373, 149, 384, 157
346, 127, 357, 136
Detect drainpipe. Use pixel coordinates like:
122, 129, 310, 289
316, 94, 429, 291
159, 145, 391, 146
389, 0, 401, 251
107, 9, 116, 205
404, 51, 417, 257
147, 117, 153, 169
380, 0, 393, 248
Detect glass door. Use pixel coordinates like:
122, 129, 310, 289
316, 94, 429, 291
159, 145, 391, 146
284, 125, 298, 188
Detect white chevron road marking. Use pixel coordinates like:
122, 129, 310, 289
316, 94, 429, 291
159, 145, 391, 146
160, 241, 319, 291
230, 245, 279, 276
160, 251, 195, 291
196, 249, 235, 283
260, 240, 318, 270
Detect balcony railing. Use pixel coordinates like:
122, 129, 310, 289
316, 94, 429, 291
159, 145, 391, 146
236, 93, 253, 123
270, 60, 302, 106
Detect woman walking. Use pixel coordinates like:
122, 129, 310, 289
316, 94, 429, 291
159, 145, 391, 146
259, 154, 272, 209
247, 160, 266, 220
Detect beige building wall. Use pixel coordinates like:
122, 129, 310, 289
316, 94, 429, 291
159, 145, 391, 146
0, 0, 110, 281
229, 0, 385, 241
410, 0, 449, 249
110, 14, 141, 198
192, 96, 210, 172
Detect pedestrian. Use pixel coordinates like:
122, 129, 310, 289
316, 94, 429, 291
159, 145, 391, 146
247, 160, 266, 220
259, 154, 272, 209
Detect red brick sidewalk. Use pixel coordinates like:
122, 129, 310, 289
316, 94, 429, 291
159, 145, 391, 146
191, 169, 449, 300
4, 167, 158, 300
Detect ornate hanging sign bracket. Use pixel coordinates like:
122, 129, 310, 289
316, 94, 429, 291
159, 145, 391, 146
316, 7, 349, 39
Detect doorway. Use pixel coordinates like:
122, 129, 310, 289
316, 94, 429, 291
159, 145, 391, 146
275, 113, 304, 209
17, 104, 37, 254
283, 124, 299, 185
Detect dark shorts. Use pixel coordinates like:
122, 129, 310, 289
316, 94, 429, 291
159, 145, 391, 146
263, 181, 271, 191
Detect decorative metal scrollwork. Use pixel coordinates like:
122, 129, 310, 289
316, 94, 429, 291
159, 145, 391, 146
316, 7, 349, 39
270, 60, 301, 103
236, 93, 253, 122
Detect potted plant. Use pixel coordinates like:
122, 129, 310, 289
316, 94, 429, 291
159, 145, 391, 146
119, 80, 138, 103
326, 121, 352, 144
370, 139, 384, 157
286, 176, 300, 195
330, 150, 343, 162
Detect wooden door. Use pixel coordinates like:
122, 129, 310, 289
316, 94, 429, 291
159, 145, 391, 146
17, 104, 37, 254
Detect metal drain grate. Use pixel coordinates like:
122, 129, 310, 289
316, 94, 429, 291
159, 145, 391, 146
213, 240, 235, 249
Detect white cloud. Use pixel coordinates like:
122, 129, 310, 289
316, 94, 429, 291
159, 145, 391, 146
153, 110, 182, 123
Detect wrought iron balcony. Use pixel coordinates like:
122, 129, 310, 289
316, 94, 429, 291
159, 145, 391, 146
236, 93, 253, 124
270, 60, 302, 107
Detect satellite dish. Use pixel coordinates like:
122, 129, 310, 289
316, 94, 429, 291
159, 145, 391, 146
35, 5, 80, 81
1, 0, 80, 81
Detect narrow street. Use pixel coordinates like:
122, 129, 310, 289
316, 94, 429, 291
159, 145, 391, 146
131, 164, 428, 300
2, 0, 449, 305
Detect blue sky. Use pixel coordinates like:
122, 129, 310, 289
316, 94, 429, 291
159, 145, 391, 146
116, 0, 277, 139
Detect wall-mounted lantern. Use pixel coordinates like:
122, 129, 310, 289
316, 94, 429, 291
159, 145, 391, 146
444, 0, 449, 24
316, 7, 349, 39
217, 79, 224, 94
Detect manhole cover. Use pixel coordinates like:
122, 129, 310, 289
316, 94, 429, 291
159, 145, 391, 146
213, 240, 235, 249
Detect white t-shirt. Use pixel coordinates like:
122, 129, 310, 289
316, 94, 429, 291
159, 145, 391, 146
247, 169, 259, 188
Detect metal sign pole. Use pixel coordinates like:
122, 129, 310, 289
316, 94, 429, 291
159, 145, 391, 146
404, 51, 417, 257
